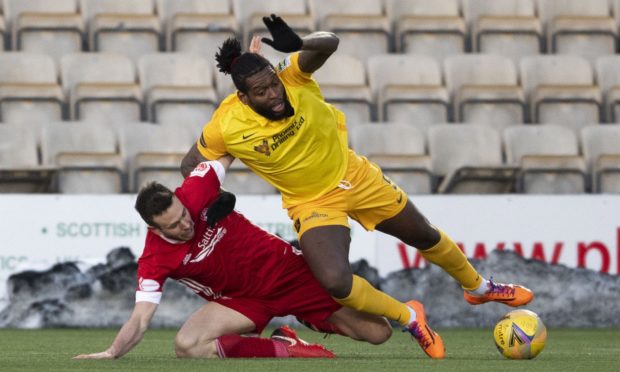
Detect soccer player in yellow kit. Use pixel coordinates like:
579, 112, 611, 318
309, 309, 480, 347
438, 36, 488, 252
181, 14, 533, 359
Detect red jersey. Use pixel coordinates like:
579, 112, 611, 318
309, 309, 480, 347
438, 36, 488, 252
136, 161, 305, 304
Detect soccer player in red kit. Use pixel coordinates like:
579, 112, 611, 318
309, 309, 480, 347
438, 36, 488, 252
73, 157, 400, 360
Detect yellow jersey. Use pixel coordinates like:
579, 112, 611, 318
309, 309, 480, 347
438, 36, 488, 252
197, 52, 349, 208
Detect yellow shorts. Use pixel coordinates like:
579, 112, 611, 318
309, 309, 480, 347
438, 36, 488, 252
287, 150, 408, 238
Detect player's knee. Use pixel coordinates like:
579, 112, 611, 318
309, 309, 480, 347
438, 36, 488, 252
405, 223, 440, 250
319, 269, 352, 298
371, 322, 393, 345
174, 333, 195, 358
351, 318, 392, 345
175, 333, 218, 358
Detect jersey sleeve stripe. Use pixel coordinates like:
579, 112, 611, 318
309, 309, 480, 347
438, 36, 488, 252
136, 290, 162, 304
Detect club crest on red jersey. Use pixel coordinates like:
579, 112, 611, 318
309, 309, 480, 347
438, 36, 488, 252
190, 162, 211, 177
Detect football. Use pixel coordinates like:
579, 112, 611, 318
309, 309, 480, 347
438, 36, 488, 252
493, 309, 547, 359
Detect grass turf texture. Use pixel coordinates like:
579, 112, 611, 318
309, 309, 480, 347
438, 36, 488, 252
1, 328, 618, 372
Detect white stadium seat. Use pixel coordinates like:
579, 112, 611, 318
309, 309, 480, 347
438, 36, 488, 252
504, 125, 586, 194
312, 54, 373, 125
537, 0, 616, 63
41, 122, 123, 194
81, 0, 160, 62
444, 54, 524, 127
0, 124, 55, 193
0, 52, 64, 124
367, 54, 448, 124
580, 126, 620, 193
310, 0, 390, 63
595, 56, 620, 123
463, 0, 541, 64
350, 123, 433, 194
4, 0, 83, 62
428, 124, 515, 194
157, 0, 237, 55
387, 0, 465, 62
118, 122, 197, 192
60, 53, 142, 123
138, 53, 217, 126
520, 55, 601, 127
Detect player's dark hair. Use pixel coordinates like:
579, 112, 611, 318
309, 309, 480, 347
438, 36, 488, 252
135, 182, 174, 227
215, 37, 272, 93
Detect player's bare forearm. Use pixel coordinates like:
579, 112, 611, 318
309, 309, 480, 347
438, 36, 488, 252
298, 32, 339, 73
73, 302, 157, 360
181, 143, 208, 178
106, 314, 149, 358
216, 154, 234, 170
181, 144, 234, 178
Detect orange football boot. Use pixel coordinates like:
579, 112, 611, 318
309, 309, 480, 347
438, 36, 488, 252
464, 278, 534, 307
404, 300, 445, 359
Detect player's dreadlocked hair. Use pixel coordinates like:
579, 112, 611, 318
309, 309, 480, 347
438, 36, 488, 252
135, 182, 174, 227
215, 38, 272, 93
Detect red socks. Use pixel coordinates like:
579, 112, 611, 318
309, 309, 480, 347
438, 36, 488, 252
215, 334, 289, 358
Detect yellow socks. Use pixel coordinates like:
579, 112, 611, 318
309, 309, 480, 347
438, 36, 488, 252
333, 229, 482, 326
334, 275, 412, 326
419, 228, 482, 291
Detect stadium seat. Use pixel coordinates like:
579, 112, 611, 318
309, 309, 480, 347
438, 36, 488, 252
138, 53, 217, 126
595, 56, 620, 123
465, 120, 520, 134
4, 0, 83, 62
0, 124, 55, 193
580, 126, 620, 193
520, 55, 601, 126
463, 0, 542, 64
310, 0, 390, 63
0, 11, 5, 50
444, 54, 524, 126
350, 123, 433, 194
0, 53, 64, 124
386, 0, 465, 62
537, 0, 616, 63
60, 53, 142, 123
41, 122, 123, 194
213, 65, 237, 101
118, 122, 196, 192
157, 0, 238, 56
312, 54, 373, 125
367, 54, 448, 124
428, 124, 517, 194
234, 0, 313, 62
81, 0, 160, 62
223, 160, 277, 195
504, 125, 586, 194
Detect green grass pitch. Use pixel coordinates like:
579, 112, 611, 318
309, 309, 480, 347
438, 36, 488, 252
1, 328, 618, 371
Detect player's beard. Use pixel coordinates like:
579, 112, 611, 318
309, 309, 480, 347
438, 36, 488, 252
253, 96, 295, 121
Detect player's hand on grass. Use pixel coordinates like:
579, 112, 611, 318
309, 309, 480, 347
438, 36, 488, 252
261, 14, 303, 52
73, 350, 115, 359
206, 190, 236, 227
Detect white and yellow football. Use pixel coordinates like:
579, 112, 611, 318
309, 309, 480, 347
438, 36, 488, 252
493, 309, 547, 359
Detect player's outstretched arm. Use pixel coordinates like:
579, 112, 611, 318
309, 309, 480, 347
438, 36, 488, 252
261, 14, 338, 74
73, 301, 158, 360
297, 31, 339, 73
181, 143, 208, 178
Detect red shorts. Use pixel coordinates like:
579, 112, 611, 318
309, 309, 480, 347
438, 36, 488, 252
213, 258, 341, 334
